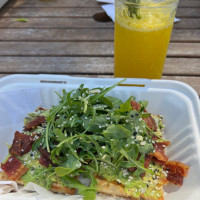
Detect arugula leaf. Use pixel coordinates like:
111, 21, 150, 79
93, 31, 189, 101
15, 18, 29, 22
106, 96, 123, 109
117, 96, 133, 112
119, 149, 153, 174
55, 154, 81, 176
62, 176, 96, 200
89, 79, 126, 104
103, 124, 132, 139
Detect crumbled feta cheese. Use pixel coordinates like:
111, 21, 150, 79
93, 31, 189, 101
136, 135, 143, 141
140, 141, 146, 146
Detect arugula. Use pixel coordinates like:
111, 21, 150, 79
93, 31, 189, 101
28, 78, 164, 200
15, 18, 29, 22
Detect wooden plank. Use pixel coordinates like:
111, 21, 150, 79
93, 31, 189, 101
176, 8, 200, 18
0, 57, 199, 76
0, 7, 102, 17
0, 42, 199, 57
0, 18, 114, 29
4, 0, 200, 8
164, 58, 200, 75
0, 29, 199, 42
167, 43, 200, 57
178, 0, 200, 8
4, 0, 100, 8
0, 17, 199, 29
0, 29, 114, 41
174, 18, 200, 29
0, 7, 199, 18
170, 29, 200, 42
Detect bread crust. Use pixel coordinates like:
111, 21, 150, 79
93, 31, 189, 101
0, 171, 165, 200
0, 171, 75, 195
95, 176, 139, 200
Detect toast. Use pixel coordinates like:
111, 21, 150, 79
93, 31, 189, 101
0, 171, 166, 200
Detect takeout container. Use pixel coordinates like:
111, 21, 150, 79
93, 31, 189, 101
0, 74, 200, 200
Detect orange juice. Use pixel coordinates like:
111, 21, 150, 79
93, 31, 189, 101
114, 0, 178, 79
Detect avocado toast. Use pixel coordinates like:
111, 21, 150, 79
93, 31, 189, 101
0, 80, 189, 200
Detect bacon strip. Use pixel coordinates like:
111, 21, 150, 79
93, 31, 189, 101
38, 146, 55, 167
131, 100, 157, 132
24, 116, 46, 131
1, 156, 28, 180
151, 157, 166, 166
164, 160, 189, 186
131, 100, 142, 111
143, 116, 157, 132
144, 154, 152, 168
9, 131, 34, 156
151, 141, 170, 163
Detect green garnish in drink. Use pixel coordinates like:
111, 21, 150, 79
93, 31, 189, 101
126, 0, 141, 19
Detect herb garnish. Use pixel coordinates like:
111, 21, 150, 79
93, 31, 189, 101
15, 18, 29, 22
125, 0, 141, 19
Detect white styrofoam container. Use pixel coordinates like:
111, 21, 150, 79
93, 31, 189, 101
0, 74, 200, 200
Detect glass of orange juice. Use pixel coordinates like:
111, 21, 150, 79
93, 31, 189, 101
114, 0, 179, 79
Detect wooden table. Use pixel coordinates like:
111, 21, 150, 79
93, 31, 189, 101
0, 0, 199, 94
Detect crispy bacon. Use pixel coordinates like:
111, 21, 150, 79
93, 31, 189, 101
155, 141, 170, 151
1, 156, 28, 180
143, 116, 157, 132
144, 154, 152, 168
152, 157, 165, 166
131, 100, 157, 132
35, 107, 48, 111
131, 100, 142, 111
164, 160, 189, 186
128, 167, 137, 172
9, 131, 34, 156
151, 141, 170, 162
24, 116, 46, 131
38, 146, 55, 167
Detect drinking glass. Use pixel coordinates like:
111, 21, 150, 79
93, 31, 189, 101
114, 0, 179, 79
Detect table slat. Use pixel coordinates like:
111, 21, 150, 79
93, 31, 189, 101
0, 42, 199, 57
0, 57, 199, 76
4, 0, 200, 8
0, 7, 199, 18
0, 18, 199, 29
0, 29, 199, 42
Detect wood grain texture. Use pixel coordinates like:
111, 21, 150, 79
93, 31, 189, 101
0, 29, 199, 42
0, 0, 199, 97
0, 17, 199, 29
0, 57, 199, 76
4, 0, 200, 8
0, 18, 113, 29
0, 7, 199, 18
0, 42, 199, 57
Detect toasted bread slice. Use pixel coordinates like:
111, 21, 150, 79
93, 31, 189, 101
0, 171, 75, 195
95, 176, 139, 200
0, 171, 167, 200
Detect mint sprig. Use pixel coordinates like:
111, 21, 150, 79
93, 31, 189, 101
126, 0, 141, 19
